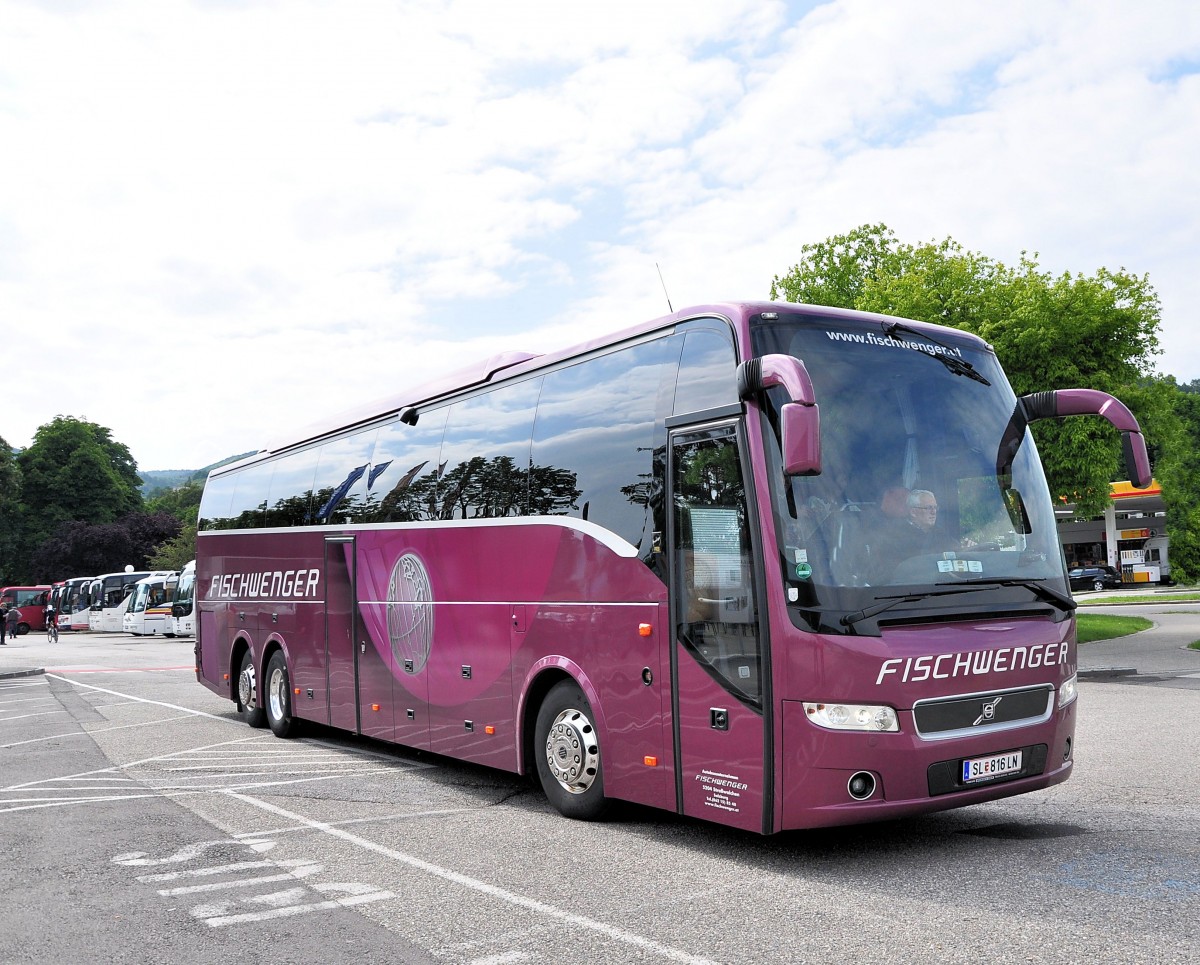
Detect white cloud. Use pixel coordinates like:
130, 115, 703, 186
1, 0, 1197, 472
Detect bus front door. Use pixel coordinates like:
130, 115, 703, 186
668, 421, 769, 834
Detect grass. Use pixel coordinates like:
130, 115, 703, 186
1190, 641, 1200, 651
1075, 613, 1153, 644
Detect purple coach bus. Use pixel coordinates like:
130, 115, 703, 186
194, 302, 1151, 833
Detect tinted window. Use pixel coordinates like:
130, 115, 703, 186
439, 378, 543, 519
263, 446, 321, 527
672, 326, 738, 415
365, 407, 449, 523
310, 429, 377, 525
530, 339, 671, 551
198, 472, 237, 531
225, 461, 277, 529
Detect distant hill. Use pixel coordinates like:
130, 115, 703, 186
138, 452, 256, 497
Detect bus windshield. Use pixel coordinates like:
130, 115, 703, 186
752, 313, 1066, 630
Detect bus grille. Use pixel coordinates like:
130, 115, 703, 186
912, 685, 1054, 740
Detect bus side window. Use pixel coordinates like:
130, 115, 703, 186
438, 378, 542, 520
672, 326, 738, 416
263, 446, 321, 527
531, 339, 671, 553
366, 407, 449, 523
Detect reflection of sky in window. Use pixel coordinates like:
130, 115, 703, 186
265, 446, 320, 511
228, 461, 276, 518
367, 407, 448, 498
440, 378, 543, 467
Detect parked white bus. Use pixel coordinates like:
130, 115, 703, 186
88, 568, 167, 631
168, 561, 196, 637
58, 576, 96, 632
122, 572, 178, 636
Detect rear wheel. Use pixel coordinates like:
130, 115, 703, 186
265, 651, 299, 738
237, 649, 267, 728
534, 680, 608, 821
1092, 579, 1104, 592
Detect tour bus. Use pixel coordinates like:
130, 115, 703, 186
58, 576, 97, 632
194, 301, 1151, 833
88, 569, 164, 632
169, 561, 197, 637
123, 573, 177, 636
0, 586, 51, 635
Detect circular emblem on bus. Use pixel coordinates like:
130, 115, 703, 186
386, 553, 434, 673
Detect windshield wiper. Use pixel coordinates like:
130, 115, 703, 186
937, 578, 1077, 613
841, 584, 1002, 627
881, 320, 991, 386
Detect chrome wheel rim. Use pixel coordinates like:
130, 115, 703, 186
545, 707, 599, 794
268, 667, 287, 721
238, 663, 257, 709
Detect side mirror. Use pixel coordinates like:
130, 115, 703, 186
739, 354, 822, 476
781, 402, 821, 476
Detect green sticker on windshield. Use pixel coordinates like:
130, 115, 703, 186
794, 562, 812, 581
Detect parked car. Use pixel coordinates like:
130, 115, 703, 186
1068, 565, 1122, 592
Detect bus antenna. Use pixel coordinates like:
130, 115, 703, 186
656, 263, 674, 314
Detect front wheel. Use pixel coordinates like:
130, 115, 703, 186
265, 651, 299, 738
237, 649, 267, 728
534, 680, 609, 821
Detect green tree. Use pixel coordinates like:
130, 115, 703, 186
0, 436, 22, 584
771, 225, 1163, 518
146, 480, 203, 525
148, 521, 197, 571
13, 417, 145, 580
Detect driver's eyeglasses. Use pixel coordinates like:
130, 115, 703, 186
915, 506, 938, 513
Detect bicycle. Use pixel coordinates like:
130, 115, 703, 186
46, 614, 58, 644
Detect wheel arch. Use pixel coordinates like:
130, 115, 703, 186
517, 658, 607, 779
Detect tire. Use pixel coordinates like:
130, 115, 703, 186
1092, 579, 1104, 592
265, 650, 299, 738
236, 649, 267, 728
17, 623, 29, 636
534, 680, 609, 821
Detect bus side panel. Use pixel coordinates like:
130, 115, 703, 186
517, 601, 672, 811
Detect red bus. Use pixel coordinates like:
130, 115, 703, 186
0, 586, 52, 634
194, 302, 1150, 833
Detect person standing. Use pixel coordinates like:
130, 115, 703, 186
0, 605, 13, 644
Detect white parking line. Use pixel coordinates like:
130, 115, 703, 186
226, 790, 720, 965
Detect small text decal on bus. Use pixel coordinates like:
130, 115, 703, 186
875, 642, 1069, 686
209, 569, 321, 600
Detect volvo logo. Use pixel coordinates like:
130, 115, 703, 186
386, 553, 434, 673
973, 695, 1003, 726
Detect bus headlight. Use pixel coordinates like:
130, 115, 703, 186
1057, 673, 1078, 709
804, 702, 899, 732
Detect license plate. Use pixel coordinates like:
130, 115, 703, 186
962, 749, 1022, 784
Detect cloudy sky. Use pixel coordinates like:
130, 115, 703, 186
2, 0, 1197, 472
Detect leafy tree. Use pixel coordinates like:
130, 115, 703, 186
771, 224, 1163, 518
0, 436, 22, 585
148, 521, 197, 571
17, 416, 144, 549
146, 480, 203, 525
28, 512, 180, 583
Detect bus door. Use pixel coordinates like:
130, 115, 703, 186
325, 536, 392, 741
667, 420, 769, 833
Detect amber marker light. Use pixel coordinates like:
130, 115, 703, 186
294, 687, 301, 695
372, 703, 381, 711
639, 623, 652, 637
485, 725, 496, 735
644, 756, 658, 766
223, 673, 229, 680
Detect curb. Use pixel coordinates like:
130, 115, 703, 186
0, 668, 46, 680
1079, 667, 1137, 679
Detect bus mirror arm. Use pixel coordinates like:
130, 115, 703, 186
996, 389, 1152, 489
738, 355, 821, 476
